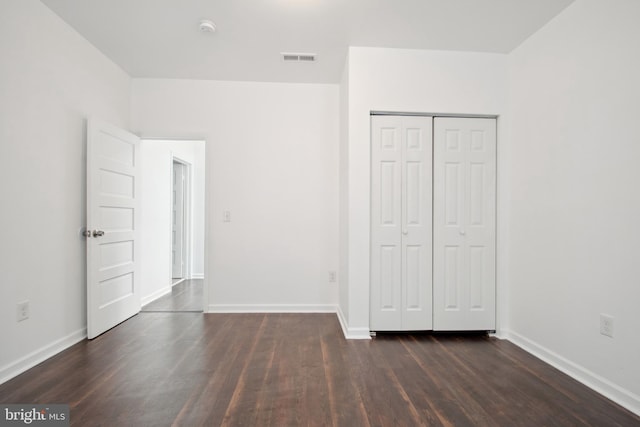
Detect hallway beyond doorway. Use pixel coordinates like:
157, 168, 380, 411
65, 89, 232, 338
141, 279, 203, 312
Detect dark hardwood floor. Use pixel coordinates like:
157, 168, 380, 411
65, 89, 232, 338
141, 279, 203, 312
1, 313, 638, 426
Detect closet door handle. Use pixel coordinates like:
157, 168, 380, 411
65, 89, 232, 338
459, 229, 466, 236
402, 230, 408, 235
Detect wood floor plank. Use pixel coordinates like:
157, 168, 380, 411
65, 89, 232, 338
1, 313, 639, 426
398, 336, 488, 426
319, 319, 371, 427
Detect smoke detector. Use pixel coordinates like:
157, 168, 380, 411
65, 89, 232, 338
199, 20, 216, 33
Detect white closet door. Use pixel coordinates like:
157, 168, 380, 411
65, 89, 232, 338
371, 116, 432, 331
433, 117, 496, 331
401, 117, 432, 330
371, 116, 403, 330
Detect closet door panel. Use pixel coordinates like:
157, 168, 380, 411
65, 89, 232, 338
401, 117, 432, 330
444, 245, 462, 310
434, 117, 496, 331
371, 116, 432, 331
371, 117, 403, 330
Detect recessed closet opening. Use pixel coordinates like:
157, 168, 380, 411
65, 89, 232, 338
370, 113, 497, 333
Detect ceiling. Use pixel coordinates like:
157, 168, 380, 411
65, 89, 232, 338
40, 0, 574, 84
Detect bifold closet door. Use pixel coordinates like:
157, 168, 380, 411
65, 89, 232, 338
371, 116, 432, 331
433, 117, 496, 331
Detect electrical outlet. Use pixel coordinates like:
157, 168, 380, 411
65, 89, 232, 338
17, 301, 29, 322
328, 271, 337, 283
223, 210, 231, 222
600, 314, 614, 338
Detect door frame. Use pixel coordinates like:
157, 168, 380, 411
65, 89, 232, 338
171, 156, 191, 282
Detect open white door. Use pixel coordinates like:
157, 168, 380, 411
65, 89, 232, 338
87, 119, 141, 339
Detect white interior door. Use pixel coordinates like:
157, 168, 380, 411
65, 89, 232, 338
172, 161, 185, 279
87, 119, 141, 339
371, 115, 432, 331
433, 117, 496, 331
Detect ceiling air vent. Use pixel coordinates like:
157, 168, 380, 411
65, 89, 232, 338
282, 53, 317, 62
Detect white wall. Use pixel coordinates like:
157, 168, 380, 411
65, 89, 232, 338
131, 79, 339, 312
342, 47, 508, 336
507, 0, 640, 412
0, 0, 130, 382
140, 139, 205, 305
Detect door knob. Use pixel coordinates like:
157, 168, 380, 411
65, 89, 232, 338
459, 229, 466, 236
402, 230, 408, 235
92, 230, 105, 238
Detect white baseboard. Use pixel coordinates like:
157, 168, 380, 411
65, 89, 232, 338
491, 328, 509, 340
503, 329, 640, 416
207, 304, 337, 313
0, 328, 86, 385
190, 273, 204, 279
141, 286, 171, 306
336, 306, 371, 340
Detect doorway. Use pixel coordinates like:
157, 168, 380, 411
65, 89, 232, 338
139, 139, 206, 313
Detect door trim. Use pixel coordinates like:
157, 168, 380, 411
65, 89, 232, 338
371, 111, 498, 119
171, 156, 191, 280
